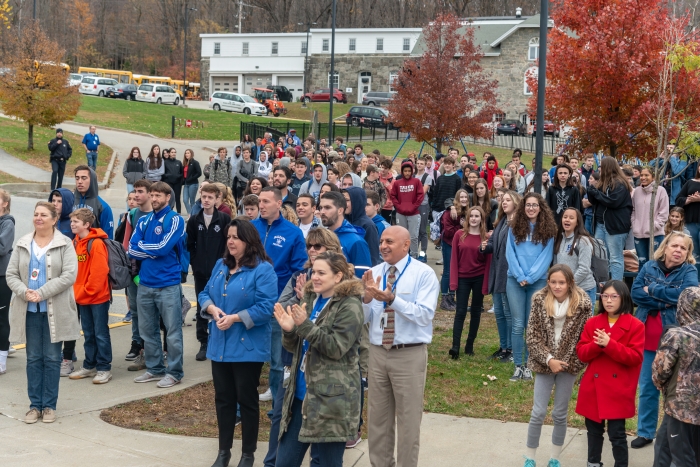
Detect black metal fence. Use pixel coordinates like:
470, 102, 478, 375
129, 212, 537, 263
461, 133, 568, 156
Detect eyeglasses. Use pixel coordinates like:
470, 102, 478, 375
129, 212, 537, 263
601, 294, 620, 301
307, 244, 324, 251
525, 204, 540, 209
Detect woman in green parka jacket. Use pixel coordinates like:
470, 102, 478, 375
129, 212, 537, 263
273, 251, 364, 467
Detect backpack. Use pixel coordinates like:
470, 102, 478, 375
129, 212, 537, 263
87, 238, 132, 290
574, 237, 610, 290
429, 210, 445, 242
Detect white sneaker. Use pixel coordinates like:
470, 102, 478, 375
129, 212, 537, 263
259, 388, 272, 401
8, 347, 16, 355
283, 368, 291, 381
69, 367, 97, 380
487, 307, 495, 313
93, 371, 113, 384
60, 360, 74, 377
0, 362, 6, 375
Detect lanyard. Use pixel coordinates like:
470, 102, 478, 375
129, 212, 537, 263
382, 257, 411, 306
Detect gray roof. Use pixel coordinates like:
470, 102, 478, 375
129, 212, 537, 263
412, 14, 552, 56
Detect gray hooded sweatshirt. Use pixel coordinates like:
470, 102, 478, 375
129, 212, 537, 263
298, 164, 328, 201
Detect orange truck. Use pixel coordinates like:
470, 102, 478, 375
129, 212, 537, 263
252, 88, 288, 117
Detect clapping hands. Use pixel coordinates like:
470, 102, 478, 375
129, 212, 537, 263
361, 270, 395, 304
594, 328, 611, 347
273, 302, 308, 332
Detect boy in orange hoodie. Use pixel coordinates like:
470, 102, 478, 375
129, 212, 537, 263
67, 208, 113, 384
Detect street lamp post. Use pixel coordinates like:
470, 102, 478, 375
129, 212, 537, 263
327, 0, 337, 144
298, 21, 317, 108
533, 1, 549, 194
183, 6, 197, 107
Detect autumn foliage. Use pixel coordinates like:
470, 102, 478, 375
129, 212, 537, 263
0, 21, 80, 150
528, 0, 676, 158
388, 13, 499, 152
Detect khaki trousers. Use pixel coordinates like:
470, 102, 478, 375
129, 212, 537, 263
368, 344, 427, 467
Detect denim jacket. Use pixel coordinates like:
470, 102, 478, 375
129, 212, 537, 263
631, 260, 698, 326
198, 258, 278, 362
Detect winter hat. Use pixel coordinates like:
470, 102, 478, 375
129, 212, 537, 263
56, 128, 63, 134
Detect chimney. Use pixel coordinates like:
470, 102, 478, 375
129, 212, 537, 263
515, 7, 522, 18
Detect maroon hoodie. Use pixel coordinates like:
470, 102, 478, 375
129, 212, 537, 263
389, 161, 424, 216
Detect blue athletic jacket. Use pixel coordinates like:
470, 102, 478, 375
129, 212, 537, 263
128, 206, 185, 288
333, 219, 371, 279
252, 214, 307, 296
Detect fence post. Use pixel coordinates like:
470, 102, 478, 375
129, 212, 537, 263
172, 116, 175, 138
360, 126, 363, 142
346, 124, 349, 141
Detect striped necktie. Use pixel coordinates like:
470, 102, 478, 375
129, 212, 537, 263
381, 265, 397, 350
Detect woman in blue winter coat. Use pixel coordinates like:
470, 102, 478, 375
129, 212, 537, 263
198, 218, 278, 467
505, 192, 557, 383
630, 231, 698, 450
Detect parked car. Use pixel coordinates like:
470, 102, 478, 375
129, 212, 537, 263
79, 76, 118, 97
531, 120, 561, 137
362, 91, 395, 106
135, 84, 180, 105
69, 73, 83, 87
303, 88, 347, 104
107, 83, 138, 100
209, 91, 267, 115
346, 106, 395, 129
269, 85, 294, 103
252, 88, 288, 116
496, 119, 526, 136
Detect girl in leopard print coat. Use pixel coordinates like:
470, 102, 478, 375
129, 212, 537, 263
522, 264, 592, 467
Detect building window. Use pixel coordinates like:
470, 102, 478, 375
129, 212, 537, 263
328, 72, 339, 88
322, 39, 329, 52
349, 38, 356, 52
524, 67, 538, 95
242, 42, 249, 55
214, 43, 220, 55
376, 38, 384, 51
301, 41, 307, 54
494, 113, 506, 123
403, 38, 410, 52
271, 42, 278, 55
528, 37, 539, 61
389, 71, 399, 92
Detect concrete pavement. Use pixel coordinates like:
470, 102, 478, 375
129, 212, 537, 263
0, 148, 52, 183
0, 126, 655, 466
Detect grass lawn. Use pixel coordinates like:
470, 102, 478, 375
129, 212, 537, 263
0, 171, 29, 184
284, 102, 356, 122
73, 95, 299, 140
0, 118, 112, 175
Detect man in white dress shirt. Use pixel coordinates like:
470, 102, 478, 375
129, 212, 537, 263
361, 226, 440, 467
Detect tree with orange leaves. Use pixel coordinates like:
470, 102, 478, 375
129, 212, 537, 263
0, 22, 80, 150
387, 13, 499, 153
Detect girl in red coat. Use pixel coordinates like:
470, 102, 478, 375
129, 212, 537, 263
575, 280, 645, 467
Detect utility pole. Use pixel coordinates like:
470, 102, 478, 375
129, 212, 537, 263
33, 0, 36, 19
327, 0, 337, 144
298, 21, 317, 107
533, 1, 549, 194
183, 6, 197, 107
238, 0, 242, 33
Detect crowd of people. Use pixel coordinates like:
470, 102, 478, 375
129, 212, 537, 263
0, 130, 697, 467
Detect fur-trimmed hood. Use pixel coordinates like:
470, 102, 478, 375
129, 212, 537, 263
303, 277, 364, 299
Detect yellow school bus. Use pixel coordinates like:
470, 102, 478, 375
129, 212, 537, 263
170, 79, 188, 97
78, 67, 133, 84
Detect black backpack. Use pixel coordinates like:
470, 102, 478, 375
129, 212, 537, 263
574, 237, 610, 290
87, 238, 132, 290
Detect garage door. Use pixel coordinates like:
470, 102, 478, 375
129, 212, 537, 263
212, 76, 239, 93
277, 76, 304, 102
243, 75, 273, 96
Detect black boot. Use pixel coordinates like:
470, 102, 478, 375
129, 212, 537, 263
211, 450, 231, 467
464, 339, 474, 356
237, 453, 254, 467
196, 342, 208, 361
448, 346, 459, 359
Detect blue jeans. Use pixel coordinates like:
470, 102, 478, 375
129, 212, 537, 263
269, 318, 283, 406
637, 349, 660, 439
276, 397, 346, 467
183, 184, 198, 214
86, 151, 98, 170
127, 280, 142, 345
137, 284, 184, 381
78, 302, 112, 371
584, 213, 593, 235
507, 277, 547, 366
594, 224, 628, 281
26, 311, 62, 411
586, 287, 597, 314
493, 292, 512, 350
634, 236, 664, 269
686, 222, 700, 275
440, 240, 452, 294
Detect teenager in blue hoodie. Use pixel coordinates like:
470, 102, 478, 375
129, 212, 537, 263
72, 165, 114, 239
49, 188, 75, 239
318, 191, 371, 279
505, 192, 557, 383
342, 186, 380, 266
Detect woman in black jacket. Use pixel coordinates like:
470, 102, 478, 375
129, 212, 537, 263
122, 147, 147, 194
182, 149, 202, 215
547, 163, 582, 224
587, 157, 633, 281
162, 148, 184, 213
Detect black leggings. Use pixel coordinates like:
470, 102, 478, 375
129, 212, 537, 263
585, 417, 628, 466
62, 306, 81, 360
0, 276, 11, 352
452, 275, 484, 349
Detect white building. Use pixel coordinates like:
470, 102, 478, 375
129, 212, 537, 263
199, 28, 422, 102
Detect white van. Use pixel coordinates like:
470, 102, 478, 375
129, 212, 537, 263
79, 76, 118, 97
69, 73, 83, 87
136, 84, 180, 105
209, 92, 266, 115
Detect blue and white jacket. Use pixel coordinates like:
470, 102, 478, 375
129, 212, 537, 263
199, 259, 278, 362
128, 206, 185, 288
